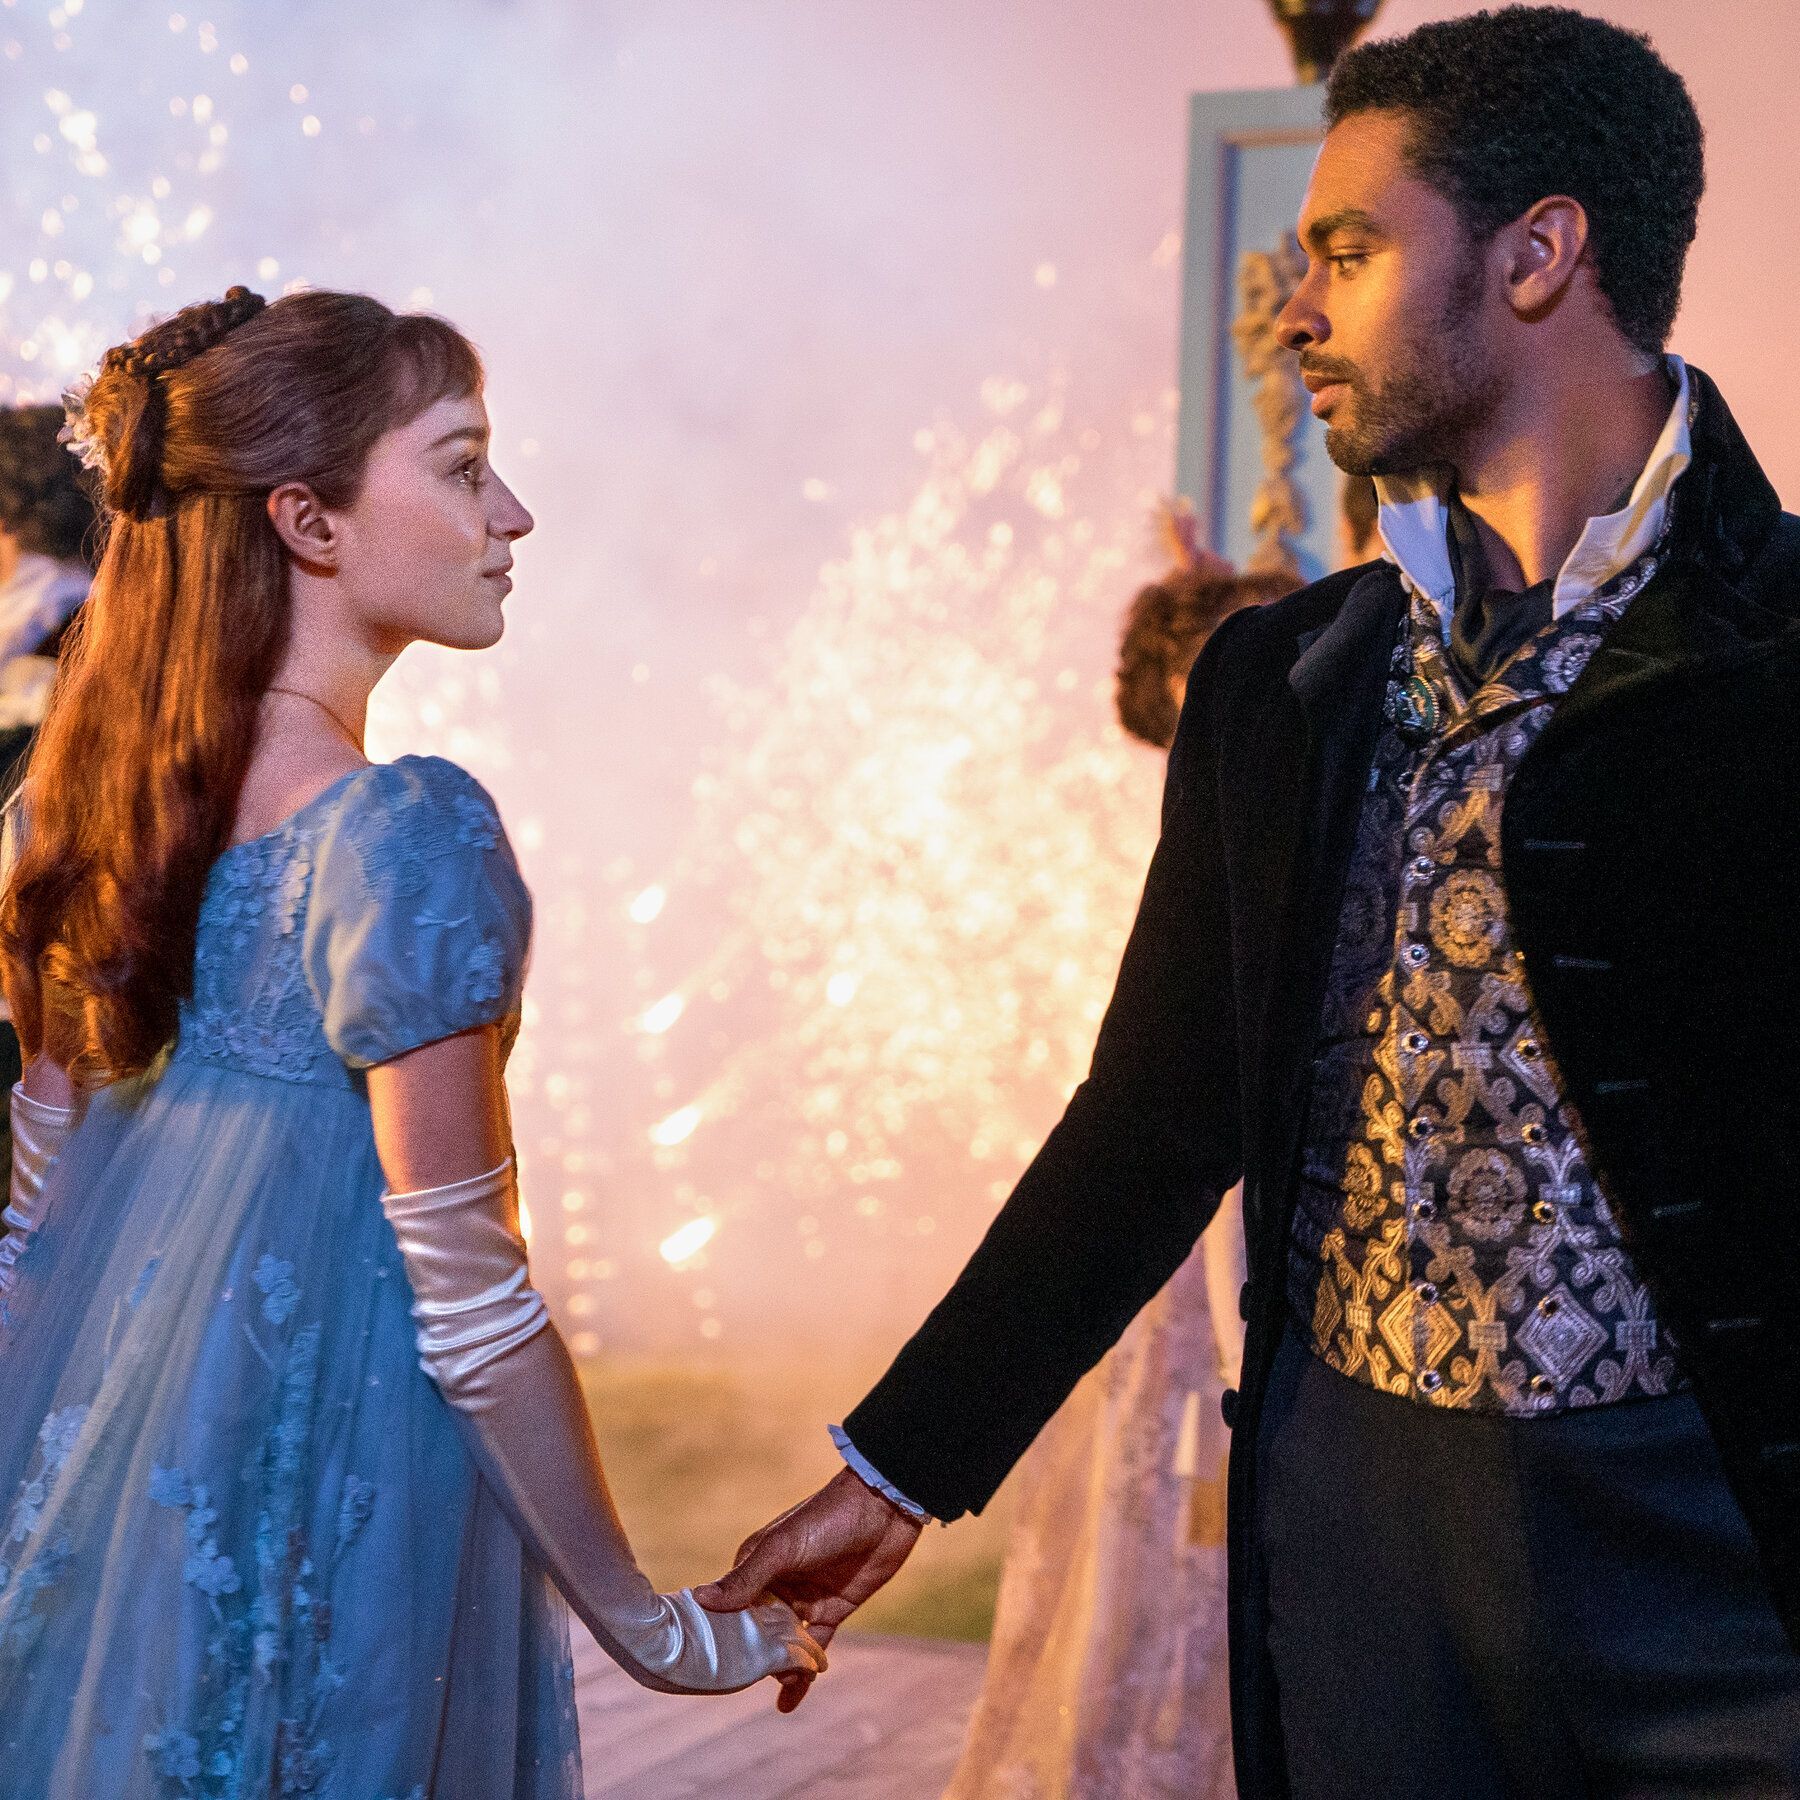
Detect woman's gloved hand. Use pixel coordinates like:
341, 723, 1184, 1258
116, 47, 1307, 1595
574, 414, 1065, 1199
583, 1573, 826, 1696
381, 1157, 825, 1694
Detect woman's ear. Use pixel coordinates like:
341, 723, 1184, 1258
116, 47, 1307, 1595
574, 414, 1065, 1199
266, 481, 337, 572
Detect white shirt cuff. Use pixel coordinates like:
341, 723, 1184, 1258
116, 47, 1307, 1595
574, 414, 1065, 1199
829, 1424, 930, 1520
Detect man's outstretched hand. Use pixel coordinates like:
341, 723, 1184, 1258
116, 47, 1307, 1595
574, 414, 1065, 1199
694, 1467, 926, 1712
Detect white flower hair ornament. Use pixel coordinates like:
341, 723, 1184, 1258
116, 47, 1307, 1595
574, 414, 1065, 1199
57, 370, 105, 476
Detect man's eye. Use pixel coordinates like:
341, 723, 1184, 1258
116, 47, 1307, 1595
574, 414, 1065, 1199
1330, 253, 1368, 274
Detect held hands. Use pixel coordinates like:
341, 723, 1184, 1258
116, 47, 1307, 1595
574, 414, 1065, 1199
694, 1467, 927, 1712
597, 1578, 827, 1696
366, 1139, 825, 1703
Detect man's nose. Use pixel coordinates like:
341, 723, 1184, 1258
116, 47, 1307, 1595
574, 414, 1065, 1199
1275, 292, 1320, 353
1275, 268, 1328, 353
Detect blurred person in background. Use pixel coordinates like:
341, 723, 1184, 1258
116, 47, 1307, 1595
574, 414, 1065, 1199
0, 404, 97, 1200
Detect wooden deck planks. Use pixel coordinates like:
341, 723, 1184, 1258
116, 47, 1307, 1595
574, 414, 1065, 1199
575, 1631, 988, 1799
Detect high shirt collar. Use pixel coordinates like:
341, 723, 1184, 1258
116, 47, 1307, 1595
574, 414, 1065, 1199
1373, 355, 1694, 634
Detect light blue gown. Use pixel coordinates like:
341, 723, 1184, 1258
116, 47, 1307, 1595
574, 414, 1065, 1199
0, 756, 584, 1799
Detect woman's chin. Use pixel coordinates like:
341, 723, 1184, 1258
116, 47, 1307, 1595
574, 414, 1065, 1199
427, 605, 506, 652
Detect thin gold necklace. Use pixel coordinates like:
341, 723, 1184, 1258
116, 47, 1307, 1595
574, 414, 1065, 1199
265, 684, 364, 751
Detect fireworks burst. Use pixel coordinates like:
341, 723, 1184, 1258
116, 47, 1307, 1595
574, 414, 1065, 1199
562, 366, 1180, 1349
0, 3, 319, 400
2, 5, 1191, 1362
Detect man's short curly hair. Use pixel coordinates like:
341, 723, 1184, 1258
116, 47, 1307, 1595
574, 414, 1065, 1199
1325, 6, 1704, 357
0, 404, 98, 564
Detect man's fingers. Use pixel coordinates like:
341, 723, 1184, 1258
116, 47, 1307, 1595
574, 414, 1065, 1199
732, 1492, 814, 1572
694, 1532, 788, 1612
791, 1595, 856, 1638
702, 1498, 814, 1607
776, 1669, 815, 1713
692, 1566, 759, 1611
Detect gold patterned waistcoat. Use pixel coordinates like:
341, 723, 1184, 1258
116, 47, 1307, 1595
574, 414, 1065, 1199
1287, 582, 1683, 1414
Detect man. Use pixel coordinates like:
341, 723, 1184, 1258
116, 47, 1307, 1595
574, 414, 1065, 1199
701, 10, 1800, 1794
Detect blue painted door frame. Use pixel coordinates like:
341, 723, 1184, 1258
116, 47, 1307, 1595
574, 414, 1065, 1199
1174, 85, 1347, 581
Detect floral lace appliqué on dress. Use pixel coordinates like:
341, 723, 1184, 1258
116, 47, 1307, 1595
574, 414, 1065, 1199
139, 1246, 379, 1800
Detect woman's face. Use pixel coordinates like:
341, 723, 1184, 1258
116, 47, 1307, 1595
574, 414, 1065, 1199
331, 391, 532, 653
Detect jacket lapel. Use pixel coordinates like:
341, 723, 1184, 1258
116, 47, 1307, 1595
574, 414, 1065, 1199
1252, 567, 1405, 1197
1288, 564, 1405, 776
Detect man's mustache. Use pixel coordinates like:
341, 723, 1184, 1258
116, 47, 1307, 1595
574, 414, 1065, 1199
1297, 356, 1362, 388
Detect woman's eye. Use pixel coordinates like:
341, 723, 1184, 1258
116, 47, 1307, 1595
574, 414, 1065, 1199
457, 459, 486, 489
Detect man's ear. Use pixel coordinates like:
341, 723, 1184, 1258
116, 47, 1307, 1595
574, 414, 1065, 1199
267, 481, 337, 572
1503, 194, 1590, 323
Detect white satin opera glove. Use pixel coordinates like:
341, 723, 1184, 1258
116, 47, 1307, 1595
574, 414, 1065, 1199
381, 1157, 826, 1695
1, 1082, 77, 1293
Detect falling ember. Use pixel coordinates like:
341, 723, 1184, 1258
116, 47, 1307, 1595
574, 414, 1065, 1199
638, 994, 684, 1035
517, 1195, 533, 1245
659, 1216, 718, 1266
649, 1103, 702, 1147
628, 884, 667, 925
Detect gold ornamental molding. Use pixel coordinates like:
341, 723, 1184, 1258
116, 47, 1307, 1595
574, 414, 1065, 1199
1230, 233, 1308, 579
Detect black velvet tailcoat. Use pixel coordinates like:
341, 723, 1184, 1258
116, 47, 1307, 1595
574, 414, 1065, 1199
843, 369, 1800, 1795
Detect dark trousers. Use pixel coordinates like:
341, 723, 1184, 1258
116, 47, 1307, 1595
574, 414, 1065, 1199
1255, 1327, 1800, 1798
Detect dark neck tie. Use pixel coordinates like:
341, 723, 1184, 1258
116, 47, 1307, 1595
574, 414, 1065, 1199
1444, 490, 1554, 690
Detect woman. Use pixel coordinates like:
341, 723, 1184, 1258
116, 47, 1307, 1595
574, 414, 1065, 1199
0, 288, 822, 1798
943, 517, 1291, 1800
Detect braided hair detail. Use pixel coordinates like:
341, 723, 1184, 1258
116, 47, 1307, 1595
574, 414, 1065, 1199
76, 285, 267, 521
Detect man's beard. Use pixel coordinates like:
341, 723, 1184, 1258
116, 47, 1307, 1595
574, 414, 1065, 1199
1310, 250, 1497, 478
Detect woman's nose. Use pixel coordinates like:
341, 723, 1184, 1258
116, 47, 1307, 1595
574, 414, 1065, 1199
495, 484, 534, 540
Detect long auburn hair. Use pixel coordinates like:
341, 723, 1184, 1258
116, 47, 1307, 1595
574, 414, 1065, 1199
0, 287, 483, 1082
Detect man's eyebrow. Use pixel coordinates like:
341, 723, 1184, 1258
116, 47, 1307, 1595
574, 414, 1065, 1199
1303, 207, 1384, 252
427, 426, 489, 451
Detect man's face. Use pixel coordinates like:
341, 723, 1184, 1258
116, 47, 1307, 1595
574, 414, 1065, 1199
1278, 109, 1503, 478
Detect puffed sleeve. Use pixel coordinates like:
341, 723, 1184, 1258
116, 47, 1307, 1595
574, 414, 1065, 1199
301, 756, 532, 1069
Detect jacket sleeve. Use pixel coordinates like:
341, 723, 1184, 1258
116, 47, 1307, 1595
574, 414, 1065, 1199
841, 617, 1247, 1520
